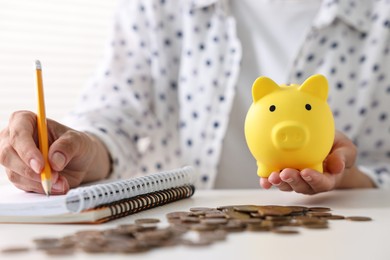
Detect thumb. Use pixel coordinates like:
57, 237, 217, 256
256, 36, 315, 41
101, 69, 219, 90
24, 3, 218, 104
324, 151, 345, 174
325, 131, 357, 174
48, 131, 83, 171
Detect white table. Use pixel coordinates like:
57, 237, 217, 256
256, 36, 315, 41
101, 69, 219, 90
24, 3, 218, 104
0, 185, 389, 260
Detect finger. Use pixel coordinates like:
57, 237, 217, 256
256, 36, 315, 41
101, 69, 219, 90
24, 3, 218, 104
6, 168, 44, 193
6, 168, 60, 191
277, 183, 293, 192
51, 175, 70, 195
279, 168, 314, 194
324, 152, 345, 174
329, 131, 357, 169
0, 145, 41, 182
50, 151, 67, 172
7, 111, 44, 173
300, 169, 337, 193
267, 171, 282, 185
268, 171, 293, 192
260, 178, 272, 189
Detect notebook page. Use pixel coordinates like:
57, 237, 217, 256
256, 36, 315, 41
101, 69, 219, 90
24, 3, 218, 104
0, 207, 111, 223
0, 184, 68, 216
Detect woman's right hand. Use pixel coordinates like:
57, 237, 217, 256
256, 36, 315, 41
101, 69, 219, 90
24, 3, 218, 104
0, 110, 111, 195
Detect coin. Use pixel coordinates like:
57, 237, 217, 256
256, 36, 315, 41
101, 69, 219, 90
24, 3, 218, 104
45, 247, 75, 256
308, 207, 331, 212
190, 207, 215, 212
166, 211, 190, 219
307, 212, 333, 217
324, 214, 345, 220
288, 206, 308, 213
272, 228, 299, 234
12, 203, 371, 256
180, 216, 201, 223
257, 205, 293, 216
181, 238, 212, 247
224, 208, 251, 219
190, 223, 218, 231
1, 246, 30, 254
135, 218, 160, 225
204, 211, 227, 218
233, 205, 261, 213
33, 237, 61, 250
346, 216, 372, 221
200, 218, 229, 225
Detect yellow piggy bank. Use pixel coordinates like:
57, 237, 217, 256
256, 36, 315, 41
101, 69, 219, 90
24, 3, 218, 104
244, 74, 335, 178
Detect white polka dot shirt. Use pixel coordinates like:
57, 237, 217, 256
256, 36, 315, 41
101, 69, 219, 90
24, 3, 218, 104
65, 0, 390, 189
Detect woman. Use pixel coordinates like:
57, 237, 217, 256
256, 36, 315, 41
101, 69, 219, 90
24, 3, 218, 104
1, 0, 387, 195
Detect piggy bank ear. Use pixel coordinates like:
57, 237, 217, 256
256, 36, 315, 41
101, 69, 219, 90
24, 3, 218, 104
298, 74, 328, 101
252, 76, 280, 102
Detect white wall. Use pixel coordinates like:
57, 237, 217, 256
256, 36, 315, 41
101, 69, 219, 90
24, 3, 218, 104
0, 0, 119, 128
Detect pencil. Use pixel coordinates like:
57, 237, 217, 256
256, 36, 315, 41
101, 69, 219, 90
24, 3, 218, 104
35, 60, 52, 196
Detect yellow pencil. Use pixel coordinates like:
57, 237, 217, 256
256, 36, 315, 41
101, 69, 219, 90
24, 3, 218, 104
35, 60, 52, 196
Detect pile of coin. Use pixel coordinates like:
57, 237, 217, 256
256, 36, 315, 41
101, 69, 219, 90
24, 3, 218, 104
2, 204, 372, 255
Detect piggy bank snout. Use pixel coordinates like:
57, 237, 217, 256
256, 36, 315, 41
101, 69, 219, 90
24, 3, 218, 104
272, 121, 308, 150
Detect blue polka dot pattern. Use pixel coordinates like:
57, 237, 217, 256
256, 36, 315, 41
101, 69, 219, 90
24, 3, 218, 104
65, 0, 390, 189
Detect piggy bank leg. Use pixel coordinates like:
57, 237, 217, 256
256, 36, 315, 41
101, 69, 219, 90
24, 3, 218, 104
256, 162, 279, 178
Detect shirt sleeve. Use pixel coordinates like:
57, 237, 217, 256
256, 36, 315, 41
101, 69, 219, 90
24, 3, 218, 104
63, 0, 157, 179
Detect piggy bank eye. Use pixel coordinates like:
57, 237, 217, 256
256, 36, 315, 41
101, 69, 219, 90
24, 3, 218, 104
269, 105, 276, 112
305, 104, 312, 111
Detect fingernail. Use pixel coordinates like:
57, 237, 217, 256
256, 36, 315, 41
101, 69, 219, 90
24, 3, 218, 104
302, 175, 312, 182
283, 178, 293, 183
52, 152, 66, 170
29, 159, 41, 174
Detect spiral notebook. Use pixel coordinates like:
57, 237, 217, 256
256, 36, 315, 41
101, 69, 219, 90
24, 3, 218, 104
0, 166, 196, 224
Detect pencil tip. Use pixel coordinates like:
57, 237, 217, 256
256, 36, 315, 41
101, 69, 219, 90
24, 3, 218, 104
42, 179, 51, 197
35, 60, 42, 70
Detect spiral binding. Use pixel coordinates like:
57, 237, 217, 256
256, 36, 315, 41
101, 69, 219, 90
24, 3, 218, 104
65, 166, 195, 213
97, 185, 195, 223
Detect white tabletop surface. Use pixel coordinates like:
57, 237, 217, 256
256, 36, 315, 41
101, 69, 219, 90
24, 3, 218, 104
0, 174, 389, 260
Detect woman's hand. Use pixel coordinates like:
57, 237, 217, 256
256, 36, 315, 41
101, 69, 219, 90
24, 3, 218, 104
0, 110, 111, 195
259, 130, 376, 194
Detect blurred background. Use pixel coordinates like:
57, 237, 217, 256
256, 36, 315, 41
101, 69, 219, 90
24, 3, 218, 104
0, 0, 119, 129
0, 0, 119, 185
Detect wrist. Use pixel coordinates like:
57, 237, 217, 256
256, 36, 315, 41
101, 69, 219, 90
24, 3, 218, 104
336, 166, 376, 189
83, 132, 111, 183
